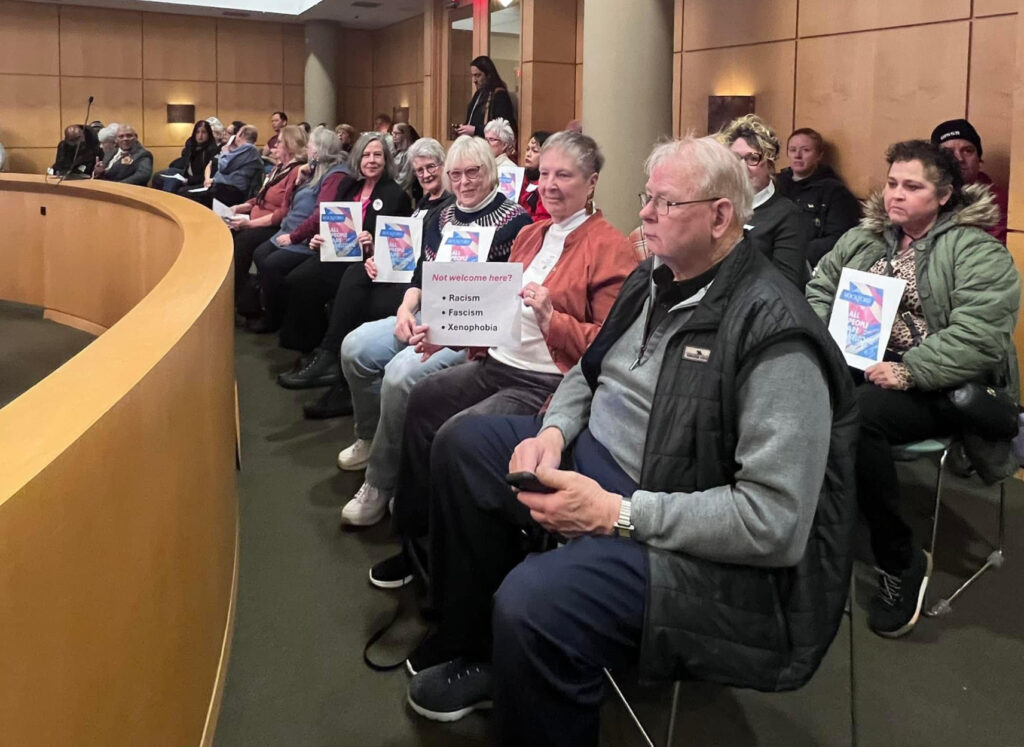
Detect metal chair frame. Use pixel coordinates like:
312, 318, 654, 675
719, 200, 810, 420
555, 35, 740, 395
604, 669, 681, 747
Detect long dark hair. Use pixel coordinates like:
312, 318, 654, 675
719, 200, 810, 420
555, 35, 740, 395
470, 55, 508, 92
188, 120, 216, 150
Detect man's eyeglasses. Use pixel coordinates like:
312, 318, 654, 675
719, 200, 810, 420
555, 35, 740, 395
414, 163, 440, 177
735, 152, 765, 166
447, 165, 483, 183
639, 193, 721, 216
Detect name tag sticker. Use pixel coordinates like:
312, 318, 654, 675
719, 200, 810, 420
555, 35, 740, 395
683, 346, 711, 363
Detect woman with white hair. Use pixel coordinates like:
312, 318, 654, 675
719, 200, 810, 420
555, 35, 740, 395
332, 134, 532, 525
484, 117, 516, 166
96, 123, 120, 163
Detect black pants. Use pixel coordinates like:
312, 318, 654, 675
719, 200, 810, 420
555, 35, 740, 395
855, 381, 957, 572
252, 243, 310, 328
277, 257, 353, 353
232, 226, 278, 307
430, 414, 644, 746
394, 357, 562, 537
320, 265, 408, 353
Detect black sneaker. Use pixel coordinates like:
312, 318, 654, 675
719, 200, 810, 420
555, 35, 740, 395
302, 382, 353, 419
277, 348, 341, 389
406, 631, 457, 676
868, 549, 932, 638
369, 551, 414, 590
407, 658, 493, 722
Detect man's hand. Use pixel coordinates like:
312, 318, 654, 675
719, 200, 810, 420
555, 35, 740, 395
515, 466, 622, 538
92, 157, 105, 178
410, 323, 444, 361
394, 305, 416, 342
509, 427, 564, 475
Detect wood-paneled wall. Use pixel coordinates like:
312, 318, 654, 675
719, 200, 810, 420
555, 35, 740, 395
0, 0, 304, 174
675, 0, 1017, 197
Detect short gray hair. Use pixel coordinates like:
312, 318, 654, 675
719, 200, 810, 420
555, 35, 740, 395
349, 132, 396, 181
645, 136, 754, 226
97, 124, 120, 144
540, 131, 605, 177
406, 137, 446, 167
443, 134, 498, 192
484, 117, 515, 152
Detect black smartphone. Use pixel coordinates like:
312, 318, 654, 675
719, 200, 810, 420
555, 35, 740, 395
505, 471, 556, 493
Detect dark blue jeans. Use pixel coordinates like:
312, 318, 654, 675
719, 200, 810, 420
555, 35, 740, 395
430, 414, 646, 746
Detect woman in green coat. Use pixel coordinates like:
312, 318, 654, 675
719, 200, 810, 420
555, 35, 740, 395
806, 140, 1019, 640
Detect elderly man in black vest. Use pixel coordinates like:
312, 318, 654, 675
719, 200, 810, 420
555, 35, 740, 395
403, 135, 858, 745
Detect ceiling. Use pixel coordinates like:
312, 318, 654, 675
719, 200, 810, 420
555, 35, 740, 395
21, 0, 426, 28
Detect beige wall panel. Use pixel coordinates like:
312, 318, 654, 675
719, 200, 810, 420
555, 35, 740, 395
0, 74, 61, 146
0, 0, 59, 76
679, 41, 795, 138
338, 28, 374, 86
148, 145, 183, 171
339, 87, 372, 131
528, 0, 576, 64
61, 77, 143, 134
672, 51, 682, 137
798, 0, 970, 37
795, 22, 969, 197
60, 6, 142, 78
683, 0, 796, 50
373, 15, 424, 86
521, 0, 535, 61
975, 0, 1019, 17
141, 13, 217, 82
217, 19, 282, 84
525, 62, 576, 136
969, 16, 1016, 190
1009, 11, 1024, 232
575, 62, 583, 122
283, 84, 305, 124
576, 0, 586, 60
283, 25, 306, 86
673, 0, 683, 53
142, 80, 217, 147
217, 83, 283, 144
373, 83, 423, 130
3, 147, 54, 174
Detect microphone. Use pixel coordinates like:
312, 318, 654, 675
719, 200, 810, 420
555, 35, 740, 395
57, 95, 94, 185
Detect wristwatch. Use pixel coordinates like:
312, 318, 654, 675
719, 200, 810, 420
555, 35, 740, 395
614, 497, 634, 538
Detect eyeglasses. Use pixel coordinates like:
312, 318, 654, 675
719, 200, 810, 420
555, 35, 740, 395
447, 166, 483, 183
414, 163, 440, 177
735, 152, 765, 166
639, 193, 721, 216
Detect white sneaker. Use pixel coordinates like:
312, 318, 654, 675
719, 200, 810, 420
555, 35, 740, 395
341, 482, 391, 526
337, 438, 372, 471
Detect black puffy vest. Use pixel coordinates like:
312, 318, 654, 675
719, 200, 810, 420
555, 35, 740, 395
581, 241, 858, 690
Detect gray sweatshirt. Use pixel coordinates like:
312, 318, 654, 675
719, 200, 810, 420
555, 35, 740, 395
542, 291, 832, 567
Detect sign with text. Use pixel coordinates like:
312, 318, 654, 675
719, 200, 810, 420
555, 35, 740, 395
373, 216, 423, 283
497, 166, 525, 203
422, 262, 523, 347
827, 267, 907, 370
435, 224, 495, 263
319, 202, 363, 262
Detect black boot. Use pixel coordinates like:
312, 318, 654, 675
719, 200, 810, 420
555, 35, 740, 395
277, 348, 341, 389
303, 382, 353, 419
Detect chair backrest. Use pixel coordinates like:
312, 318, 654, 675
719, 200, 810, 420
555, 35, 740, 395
628, 225, 650, 262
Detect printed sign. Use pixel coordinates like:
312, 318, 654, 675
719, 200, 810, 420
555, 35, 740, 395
827, 267, 907, 370
319, 202, 363, 262
421, 262, 523, 347
497, 166, 525, 203
373, 216, 423, 283
435, 224, 496, 263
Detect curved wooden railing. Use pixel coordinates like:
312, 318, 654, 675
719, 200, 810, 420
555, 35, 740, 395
0, 175, 238, 747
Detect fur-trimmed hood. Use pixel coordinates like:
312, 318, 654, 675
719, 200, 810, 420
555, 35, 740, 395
857, 182, 1001, 236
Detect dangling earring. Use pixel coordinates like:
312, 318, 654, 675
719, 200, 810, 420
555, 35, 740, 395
586, 188, 595, 215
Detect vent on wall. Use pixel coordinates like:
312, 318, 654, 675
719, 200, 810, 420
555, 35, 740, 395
351, 1, 382, 7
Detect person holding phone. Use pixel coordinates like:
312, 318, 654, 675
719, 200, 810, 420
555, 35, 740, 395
454, 55, 517, 139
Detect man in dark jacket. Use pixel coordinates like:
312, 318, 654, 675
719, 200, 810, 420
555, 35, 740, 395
92, 124, 153, 186
776, 127, 861, 266
402, 136, 858, 745
51, 124, 99, 178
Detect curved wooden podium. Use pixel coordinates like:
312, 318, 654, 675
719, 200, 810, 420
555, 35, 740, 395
0, 175, 238, 747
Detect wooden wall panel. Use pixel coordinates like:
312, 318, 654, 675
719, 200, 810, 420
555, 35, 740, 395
283, 25, 306, 86
59, 6, 142, 78
969, 16, 1017, 190
148, 145, 183, 172
3, 148, 55, 174
61, 77, 144, 135
338, 87, 372, 131
679, 41, 795, 138
682, 0, 796, 50
283, 84, 305, 124
798, 0, 970, 37
373, 15, 424, 86
0, 0, 59, 76
373, 83, 423, 130
976, 0, 1019, 17
523, 62, 576, 136
523, 0, 575, 64
0, 74, 61, 146
795, 22, 970, 196
338, 28, 374, 87
217, 19, 283, 84
217, 83, 283, 143
142, 80, 217, 147
141, 13, 217, 82
1008, 11, 1024, 233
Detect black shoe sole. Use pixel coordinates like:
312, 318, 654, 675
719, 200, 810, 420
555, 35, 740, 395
278, 372, 342, 390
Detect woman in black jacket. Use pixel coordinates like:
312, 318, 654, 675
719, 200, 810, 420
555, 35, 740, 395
153, 120, 220, 193
454, 55, 517, 139
277, 132, 414, 356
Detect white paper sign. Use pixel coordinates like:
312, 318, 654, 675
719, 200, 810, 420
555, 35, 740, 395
827, 267, 907, 370
497, 166, 525, 203
319, 201, 363, 262
212, 198, 234, 221
422, 262, 523, 347
434, 224, 496, 263
373, 216, 423, 283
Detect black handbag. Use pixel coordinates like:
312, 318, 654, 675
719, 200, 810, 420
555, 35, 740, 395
947, 382, 1019, 441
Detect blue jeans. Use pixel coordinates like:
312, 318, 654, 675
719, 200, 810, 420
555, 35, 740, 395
339, 316, 465, 493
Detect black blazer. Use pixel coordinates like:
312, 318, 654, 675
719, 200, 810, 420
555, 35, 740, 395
466, 87, 517, 137
744, 189, 810, 288
334, 175, 413, 236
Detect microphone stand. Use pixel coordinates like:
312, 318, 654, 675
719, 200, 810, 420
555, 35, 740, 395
57, 95, 93, 186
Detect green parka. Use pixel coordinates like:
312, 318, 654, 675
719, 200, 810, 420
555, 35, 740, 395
806, 183, 1021, 481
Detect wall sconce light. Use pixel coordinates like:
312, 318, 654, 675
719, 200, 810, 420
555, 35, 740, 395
392, 106, 410, 124
707, 96, 755, 135
166, 104, 196, 124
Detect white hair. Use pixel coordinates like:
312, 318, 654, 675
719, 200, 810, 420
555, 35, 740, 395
443, 135, 498, 192
97, 123, 120, 144
484, 117, 515, 150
